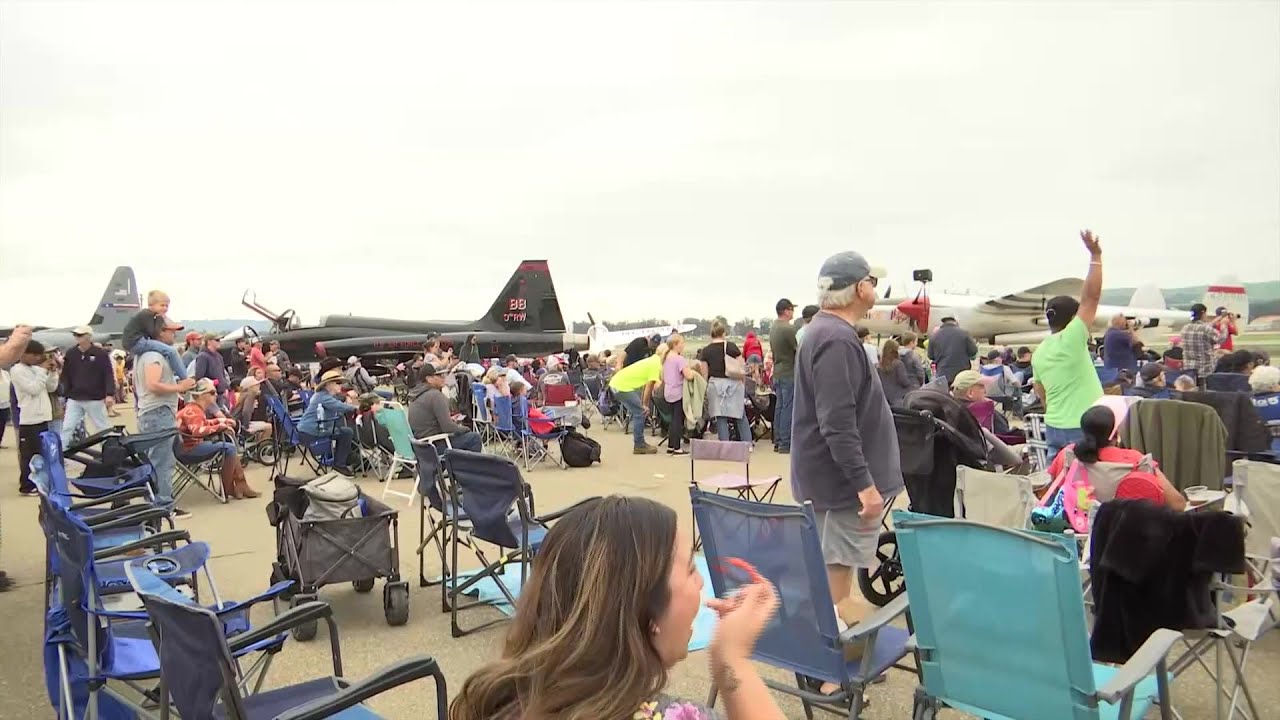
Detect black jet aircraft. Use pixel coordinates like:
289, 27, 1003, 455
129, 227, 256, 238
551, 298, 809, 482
228, 260, 589, 363
0, 266, 140, 351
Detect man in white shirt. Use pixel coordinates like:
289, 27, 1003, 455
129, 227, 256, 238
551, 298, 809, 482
11, 340, 60, 496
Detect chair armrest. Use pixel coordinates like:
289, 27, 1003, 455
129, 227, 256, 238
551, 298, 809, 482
94, 530, 190, 560
226, 601, 334, 653
536, 496, 601, 525
212, 581, 296, 617
838, 592, 910, 644
63, 427, 127, 456
275, 655, 447, 720
1095, 628, 1181, 704
68, 486, 152, 512
88, 507, 170, 532
121, 428, 178, 451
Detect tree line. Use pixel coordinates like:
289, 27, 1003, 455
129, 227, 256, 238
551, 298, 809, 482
571, 317, 780, 338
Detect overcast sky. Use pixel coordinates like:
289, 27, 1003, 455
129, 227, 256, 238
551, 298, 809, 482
2, 1, 1277, 328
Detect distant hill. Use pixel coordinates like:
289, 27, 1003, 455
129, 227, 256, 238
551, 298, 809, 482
182, 319, 271, 333
1101, 281, 1280, 316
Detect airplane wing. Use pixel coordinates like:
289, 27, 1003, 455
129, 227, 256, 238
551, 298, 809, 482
976, 278, 1084, 315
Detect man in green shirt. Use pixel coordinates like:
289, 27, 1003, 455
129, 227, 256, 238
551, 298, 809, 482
769, 298, 799, 453
1032, 230, 1105, 462
609, 353, 663, 454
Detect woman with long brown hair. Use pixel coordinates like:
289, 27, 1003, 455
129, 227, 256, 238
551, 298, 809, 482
877, 338, 918, 406
449, 496, 784, 720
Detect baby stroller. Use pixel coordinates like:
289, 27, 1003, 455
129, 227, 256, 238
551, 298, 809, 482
857, 386, 991, 607
267, 473, 410, 640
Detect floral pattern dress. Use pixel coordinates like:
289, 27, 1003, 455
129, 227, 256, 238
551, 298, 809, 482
634, 695, 722, 720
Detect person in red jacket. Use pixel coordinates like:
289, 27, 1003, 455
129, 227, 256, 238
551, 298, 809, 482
742, 331, 764, 364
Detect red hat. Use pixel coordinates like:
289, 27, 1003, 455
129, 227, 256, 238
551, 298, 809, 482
185, 331, 201, 344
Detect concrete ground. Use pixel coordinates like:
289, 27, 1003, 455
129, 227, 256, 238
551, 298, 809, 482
0, 410, 1276, 719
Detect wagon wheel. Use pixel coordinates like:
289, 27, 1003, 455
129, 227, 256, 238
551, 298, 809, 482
857, 531, 905, 607
352, 578, 376, 593
384, 583, 410, 626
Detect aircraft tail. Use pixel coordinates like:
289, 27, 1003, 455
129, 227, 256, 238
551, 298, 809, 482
86, 266, 140, 333
1128, 284, 1167, 310
477, 260, 568, 334
1204, 283, 1249, 324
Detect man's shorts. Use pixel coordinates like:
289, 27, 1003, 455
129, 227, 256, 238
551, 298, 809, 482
816, 500, 892, 569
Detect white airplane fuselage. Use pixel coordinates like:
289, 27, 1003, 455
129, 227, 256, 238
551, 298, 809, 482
863, 292, 1190, 344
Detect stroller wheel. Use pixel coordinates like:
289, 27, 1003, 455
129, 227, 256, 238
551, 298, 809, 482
352, 578, 376, 593
256, 442, 278, 467
384, 582, 410, 626
857, 531, 905, 607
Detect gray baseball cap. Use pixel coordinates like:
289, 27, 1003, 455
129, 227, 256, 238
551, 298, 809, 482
817, 251, 886, 291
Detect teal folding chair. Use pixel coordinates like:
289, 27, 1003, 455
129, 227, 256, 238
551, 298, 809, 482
893, 510, 1179, 720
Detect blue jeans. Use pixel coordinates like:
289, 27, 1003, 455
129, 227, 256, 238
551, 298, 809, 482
178, 440, 237, 464
614, 389, 648, 448
130, 338, 189, 380
137, 406, 178, 505
62, 399, 111, 449
715, 414, 751, 443
773, 376, 795, 450
1045, 426, 1084, 468
449, 431, 483, 452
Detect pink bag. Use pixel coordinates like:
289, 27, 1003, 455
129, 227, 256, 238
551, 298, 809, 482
1035, 459, 1095, 534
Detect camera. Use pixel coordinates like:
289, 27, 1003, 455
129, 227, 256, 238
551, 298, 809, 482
913, 269, 933, 284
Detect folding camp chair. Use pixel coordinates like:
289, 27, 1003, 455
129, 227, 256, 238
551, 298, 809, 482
690, 488, 915, 719
58, 427, 175, 501
125, 561, 448, 720
471, 384, 497, 445
1023, 412, 1051, 472
489, 395, 520, 457
411, 438, 468, 594
45, 506, 289, 720
689, 439, 781, 550
439, 449, 596, 637
953, 465, 1037, 528
382, 431, 450, 507
173, 434, 233, 504
265, 394, 335, 476
514, 395, 566, 470
894, 511, 1178, 720
1230, 460, 1280, 562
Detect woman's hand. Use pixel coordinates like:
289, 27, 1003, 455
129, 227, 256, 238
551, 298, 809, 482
706, 580, 779, 664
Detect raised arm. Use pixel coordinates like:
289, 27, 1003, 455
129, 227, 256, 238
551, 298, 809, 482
1077, 229, 1104, 327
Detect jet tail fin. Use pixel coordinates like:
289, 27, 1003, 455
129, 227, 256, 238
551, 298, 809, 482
1128, 285, 1166, 310
1204, 282, 1249, 324
87, 266, 140, 333
477, 260, 568, 334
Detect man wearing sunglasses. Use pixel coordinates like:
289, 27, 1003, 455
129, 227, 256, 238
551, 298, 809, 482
790, 251, 904, 649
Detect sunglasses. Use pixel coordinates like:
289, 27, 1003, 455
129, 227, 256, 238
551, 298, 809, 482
862, 275, 879, 289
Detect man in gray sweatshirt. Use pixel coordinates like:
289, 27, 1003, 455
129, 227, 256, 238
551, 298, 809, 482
407, 365, 482, 451
791, 250, 904, 632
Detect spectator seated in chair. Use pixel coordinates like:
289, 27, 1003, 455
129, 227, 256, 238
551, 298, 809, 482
297, 368, 358, 474
1046, 404, 1185, 511
407, 364, 483, 451
448, 496, 785, 720
177, 379, 260, 499
511, 381, 555, 435
231, 375, 274, 443
1127, 363, 1173, 400
1249, 366, 1280, 452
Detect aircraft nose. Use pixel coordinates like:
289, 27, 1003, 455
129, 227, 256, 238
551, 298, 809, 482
895, 297, 931, 330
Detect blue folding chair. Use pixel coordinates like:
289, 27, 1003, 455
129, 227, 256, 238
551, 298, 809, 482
440, 449, 596, 637
690, 487, 915, 718
125, 560, 446, 720
514, 395, 567, 470
893, 510, 1178, 720
265, 394, 334, 475
55, 426, 174, 501
489, 395, 520, 457
471, 383, 497, 445
44, 504, 290, 720
412, 438, 469, 597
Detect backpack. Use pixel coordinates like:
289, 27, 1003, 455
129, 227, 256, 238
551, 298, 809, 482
560, 430, 602, 467
301, 472, 364, 521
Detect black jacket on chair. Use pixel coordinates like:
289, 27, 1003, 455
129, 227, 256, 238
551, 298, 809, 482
1089, 499, 1246, 663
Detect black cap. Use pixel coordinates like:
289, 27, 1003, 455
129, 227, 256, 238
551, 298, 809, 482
940, 316, 958, 324
1190, 303, 1208, 318
985, 350, 1001, 360
1140, 363, 1165, 382
24, 340, 46, 355
1215, 306, 1228, 315
417, 364, 438, 378
1045, 295, 1081, 327
776, 298, 795, 315
801, 304, 820, 320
